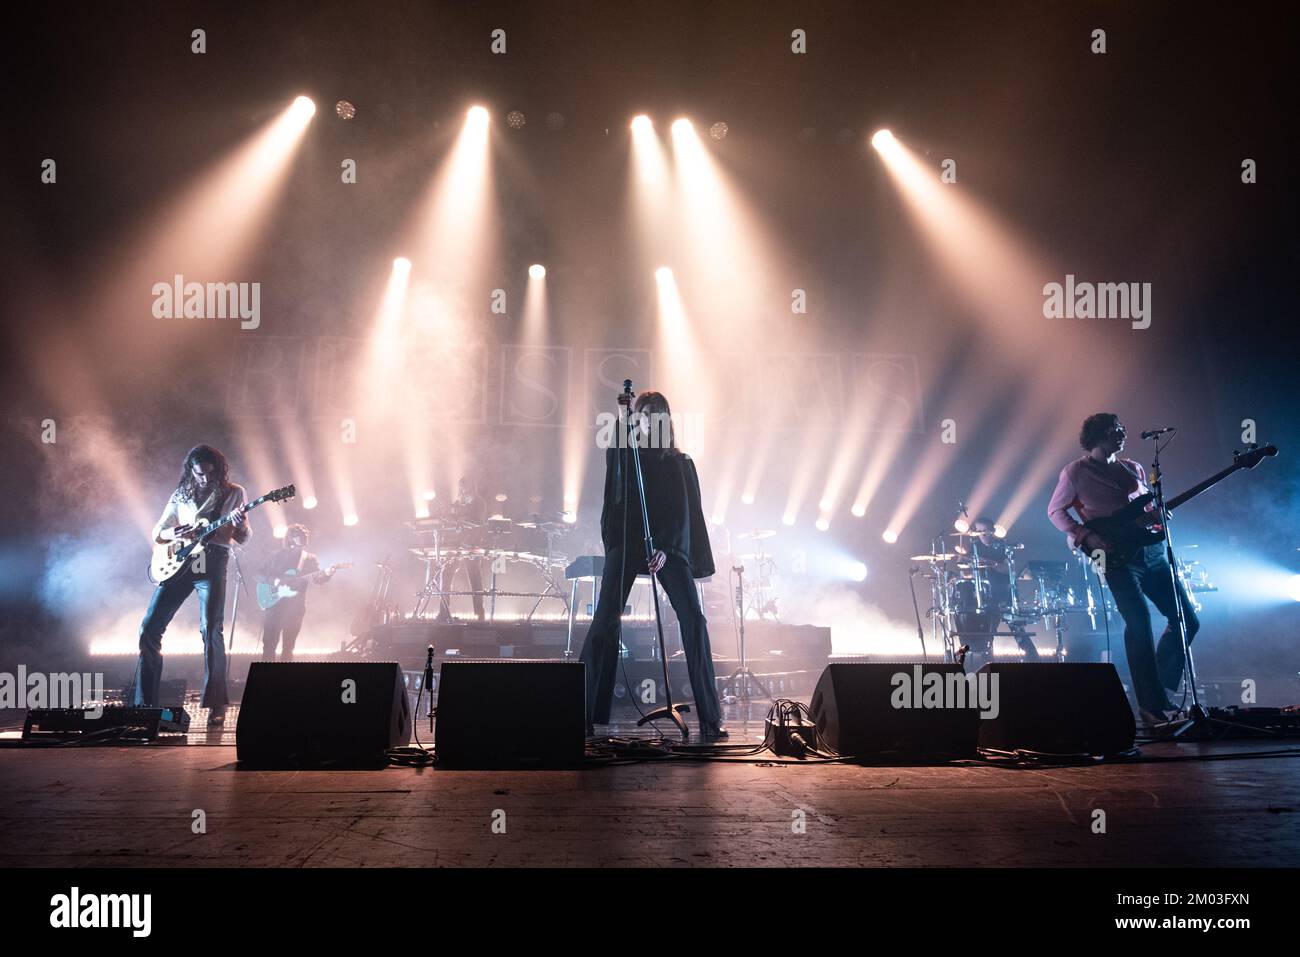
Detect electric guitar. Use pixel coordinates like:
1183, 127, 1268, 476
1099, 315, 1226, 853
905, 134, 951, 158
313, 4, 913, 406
1080, 444, 1278, 556
148, 484, 296, 583
257, 562, 352, 610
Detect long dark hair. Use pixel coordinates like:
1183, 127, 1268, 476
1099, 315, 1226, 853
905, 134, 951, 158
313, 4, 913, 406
633, 390, 677, 452
176, 444, 230, 504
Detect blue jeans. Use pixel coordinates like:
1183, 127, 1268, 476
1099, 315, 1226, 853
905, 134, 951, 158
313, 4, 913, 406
134, 547, 230, 708
1105, 543, 1200, 713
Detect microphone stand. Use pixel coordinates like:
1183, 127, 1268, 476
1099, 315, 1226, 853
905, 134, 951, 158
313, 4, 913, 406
907, 565, 929, 660
623, 384, 691, 741
1145, 433, 1233, 739
227, 543, 254, 654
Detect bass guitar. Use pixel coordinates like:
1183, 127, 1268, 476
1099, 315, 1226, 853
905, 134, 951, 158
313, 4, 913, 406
1081, 444, 1277, 556
148, 484, 296, 583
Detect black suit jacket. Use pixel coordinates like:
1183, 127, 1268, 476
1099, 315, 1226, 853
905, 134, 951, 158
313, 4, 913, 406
600, 445, 715, 579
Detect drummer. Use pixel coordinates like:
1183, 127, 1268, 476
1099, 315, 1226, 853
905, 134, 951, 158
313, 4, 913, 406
964, 516, 1039, 659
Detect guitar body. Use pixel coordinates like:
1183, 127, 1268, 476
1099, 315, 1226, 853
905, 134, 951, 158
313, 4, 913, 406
256, 580, 298, 610
148, 519, 210, 584
144, 484, 297, 585
1081, 493, 1162, 556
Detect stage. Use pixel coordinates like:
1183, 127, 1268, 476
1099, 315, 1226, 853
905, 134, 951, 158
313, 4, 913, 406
3, 699, 1299, 869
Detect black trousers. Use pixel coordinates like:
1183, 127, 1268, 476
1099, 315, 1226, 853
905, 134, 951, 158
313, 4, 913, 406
262, 599, 306, 658
580, 548, 722, 728
1105, 543, 1200, 713
134, 547, 229, 708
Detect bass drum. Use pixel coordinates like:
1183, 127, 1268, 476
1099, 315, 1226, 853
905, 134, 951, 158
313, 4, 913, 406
949, 578, 998, 656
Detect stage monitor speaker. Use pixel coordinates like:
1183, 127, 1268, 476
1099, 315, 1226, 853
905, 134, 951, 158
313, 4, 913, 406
975, 662, 1135, 755
236, 661, 411, 765
435, 659, 585, 768
809, 662, 981, 759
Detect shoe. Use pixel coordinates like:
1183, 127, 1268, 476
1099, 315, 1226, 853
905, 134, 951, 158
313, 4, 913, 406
207, 707, 227, 727
700, 724, 729, 740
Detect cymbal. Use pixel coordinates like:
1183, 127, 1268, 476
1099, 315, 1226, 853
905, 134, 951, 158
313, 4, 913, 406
737, 529, 777, 540
910, 552, 957, 562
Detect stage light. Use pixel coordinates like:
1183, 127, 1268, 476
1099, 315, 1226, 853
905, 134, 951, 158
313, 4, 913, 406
562, 511, 577, 525
415, 504, 430, 519
994, 524, 1008, 539
655, 266, 673, 282
671, 118, 694, 136
954, 516, 970, 533
1290, 575, 1300, 602
273, 525, 287, 539
393, 256, 411, 274
529, 263, 546, 279
850, 562, 868, 583
302, 496, 318, 510
882, 529, 899, 544
422, 489, 436, 501
343, 513, 359, 527
291, 96, 317, 121
782, 513, 796, 527
545, 112, 566, 130
506, 110, 526, 130
741, 493, 755, 505
871, 128, 895, 151
851, 504, 866, 518
816, 518, 830, 532
467, 105, 489, 128
709, 121, 729, 141
335, 100, 356, 120
631, 114, 652, 134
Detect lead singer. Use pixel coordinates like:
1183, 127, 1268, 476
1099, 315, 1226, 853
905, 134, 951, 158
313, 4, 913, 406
581, 390, 727, 739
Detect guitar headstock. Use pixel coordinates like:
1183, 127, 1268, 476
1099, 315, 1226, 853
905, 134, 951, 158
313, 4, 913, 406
264, 484, 297, 504
1235, 444, 1279, 469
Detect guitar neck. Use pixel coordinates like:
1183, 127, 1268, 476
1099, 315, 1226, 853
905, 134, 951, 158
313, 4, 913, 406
1164, 464, 1242, 513
200, 495, 264, 540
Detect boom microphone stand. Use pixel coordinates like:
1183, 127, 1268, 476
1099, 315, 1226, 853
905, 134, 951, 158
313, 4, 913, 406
622, 380, 691, 740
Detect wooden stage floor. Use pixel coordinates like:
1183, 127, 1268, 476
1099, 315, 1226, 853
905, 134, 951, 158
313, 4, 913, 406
2, 701, 1299, 868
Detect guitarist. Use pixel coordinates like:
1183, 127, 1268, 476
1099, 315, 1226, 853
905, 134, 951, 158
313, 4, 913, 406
1047, 413, 1199, 723
260, 524, 335, 659
136, 445, 251, 726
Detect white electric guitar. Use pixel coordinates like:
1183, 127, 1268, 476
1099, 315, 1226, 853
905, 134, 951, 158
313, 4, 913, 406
148, 484, 296, 584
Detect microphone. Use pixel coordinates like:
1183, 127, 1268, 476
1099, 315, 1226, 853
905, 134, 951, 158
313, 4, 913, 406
1141, 427, 1176, 439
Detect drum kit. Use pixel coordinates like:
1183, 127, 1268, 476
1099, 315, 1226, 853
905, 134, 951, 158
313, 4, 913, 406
911, 531, 1075, 663
910, 531, 1219, 663
406, 511, 572, 621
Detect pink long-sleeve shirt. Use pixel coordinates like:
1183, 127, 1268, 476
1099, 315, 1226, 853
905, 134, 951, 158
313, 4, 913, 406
1047, 456, 1150, 548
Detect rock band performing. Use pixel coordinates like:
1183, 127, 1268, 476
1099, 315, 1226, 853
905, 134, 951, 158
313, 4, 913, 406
4, 0, 1296, 916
